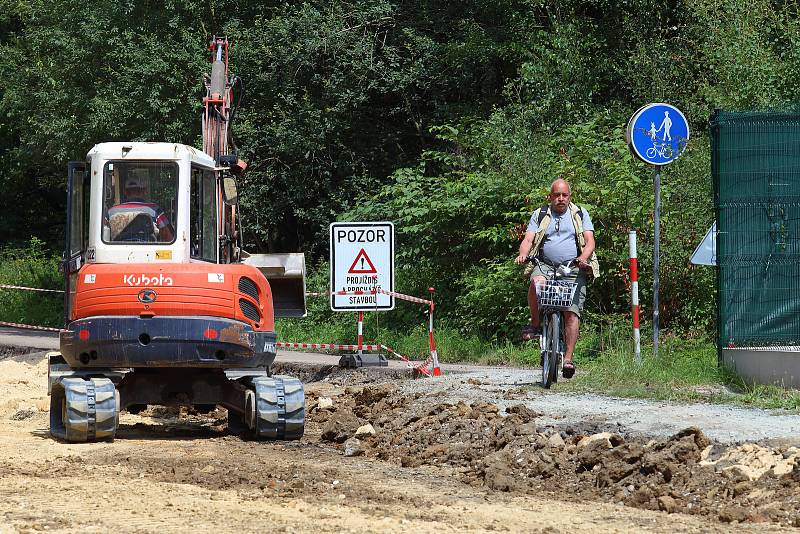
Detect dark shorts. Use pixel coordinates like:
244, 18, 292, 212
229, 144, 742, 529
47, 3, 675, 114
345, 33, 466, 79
530, 264, 587, 318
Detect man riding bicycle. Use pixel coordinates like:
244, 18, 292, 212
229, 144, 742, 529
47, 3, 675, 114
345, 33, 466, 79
514, 178, 599, 378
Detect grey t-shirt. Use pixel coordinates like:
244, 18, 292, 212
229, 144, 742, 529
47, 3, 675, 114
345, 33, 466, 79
526, 206, 594, 265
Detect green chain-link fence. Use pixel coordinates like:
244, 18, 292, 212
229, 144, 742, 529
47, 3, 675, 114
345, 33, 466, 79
711, 110, 800, 347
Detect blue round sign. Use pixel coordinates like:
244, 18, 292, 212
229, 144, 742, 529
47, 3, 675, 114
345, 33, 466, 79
626, 103, 689, 166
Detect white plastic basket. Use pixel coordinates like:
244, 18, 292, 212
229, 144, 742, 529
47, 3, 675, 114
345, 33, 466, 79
537, 280, 578, 310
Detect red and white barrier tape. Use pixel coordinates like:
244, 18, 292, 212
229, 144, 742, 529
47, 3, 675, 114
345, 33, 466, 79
377, 288, 432, 306
380, 343, 432, 377
306, 289, 433, 306
0, 284, 64, 294
277, 342, 382, 351
0, 320, 66, 333
276, 341, 433, 376
0, 281, 442, 375
302, 287, 441, 376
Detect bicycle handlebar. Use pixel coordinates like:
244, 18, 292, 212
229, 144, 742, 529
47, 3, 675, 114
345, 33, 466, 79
525, 256, 580, 271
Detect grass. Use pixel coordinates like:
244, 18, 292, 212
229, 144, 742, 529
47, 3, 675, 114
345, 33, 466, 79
0, 238, 63, 328
562, 340, 800, 412
562, 321, 800, 411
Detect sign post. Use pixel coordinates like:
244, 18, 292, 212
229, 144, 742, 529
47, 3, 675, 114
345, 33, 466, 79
653, 166, 661, 358
329, 222, 394, 367
626, 103, 689, 359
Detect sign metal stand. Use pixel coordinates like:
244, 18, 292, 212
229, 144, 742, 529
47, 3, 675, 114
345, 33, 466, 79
626, 103, 690, 360
652, 167, 661, 359
329, 221, 394, 367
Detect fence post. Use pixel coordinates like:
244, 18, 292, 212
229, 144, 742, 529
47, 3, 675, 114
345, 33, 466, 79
629, 231, 641, 365
428, 287, 441, 376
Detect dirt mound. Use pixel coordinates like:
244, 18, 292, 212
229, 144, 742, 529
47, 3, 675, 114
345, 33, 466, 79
0, 347, 49, 419
271, 362, 411, 386
314, 385, 800, 527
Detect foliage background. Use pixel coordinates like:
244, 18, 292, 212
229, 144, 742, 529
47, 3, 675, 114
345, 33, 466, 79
2, 0, 797, 338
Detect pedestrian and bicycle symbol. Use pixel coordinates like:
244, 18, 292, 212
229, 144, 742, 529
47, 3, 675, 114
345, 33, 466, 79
330, 222, 394, 311
626, 103, 690, 166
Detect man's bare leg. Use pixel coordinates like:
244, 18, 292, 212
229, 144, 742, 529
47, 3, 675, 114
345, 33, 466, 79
527, 276, 546, 328
563, 311, 580, 363
527, 282, 540, 328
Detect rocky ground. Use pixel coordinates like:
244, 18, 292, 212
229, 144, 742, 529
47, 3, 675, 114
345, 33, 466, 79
0, 346, 798, 533
312, 381, 800, 526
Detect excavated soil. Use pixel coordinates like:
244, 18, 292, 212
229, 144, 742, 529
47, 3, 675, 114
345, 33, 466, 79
314, 383, 800, 527
0, 346, 797, 532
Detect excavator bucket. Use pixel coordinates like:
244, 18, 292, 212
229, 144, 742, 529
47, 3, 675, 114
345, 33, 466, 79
243, 253, 307, 318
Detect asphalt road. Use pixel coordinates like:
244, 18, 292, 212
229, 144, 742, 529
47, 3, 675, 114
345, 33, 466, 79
0, 326, 59, 350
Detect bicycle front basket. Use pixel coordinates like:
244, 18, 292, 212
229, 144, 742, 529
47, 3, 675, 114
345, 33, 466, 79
538, 280, 578, 310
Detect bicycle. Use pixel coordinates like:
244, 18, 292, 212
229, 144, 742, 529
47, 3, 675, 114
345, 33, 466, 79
645, 142, 674, 159
528, 258, 579, 388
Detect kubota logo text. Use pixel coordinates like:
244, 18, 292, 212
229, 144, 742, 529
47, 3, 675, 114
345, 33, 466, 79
123, 274, 174, 286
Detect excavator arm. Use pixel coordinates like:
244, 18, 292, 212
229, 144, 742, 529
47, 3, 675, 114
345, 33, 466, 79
204, 36, 306, 317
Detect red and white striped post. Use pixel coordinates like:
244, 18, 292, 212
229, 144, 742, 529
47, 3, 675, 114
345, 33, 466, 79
629, 230, 641, 364
428, 287, 441, 376
357, 311, 364, 359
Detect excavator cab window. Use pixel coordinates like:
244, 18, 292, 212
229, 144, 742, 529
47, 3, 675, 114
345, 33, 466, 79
190, 166, 217, 262
64, 160, 89, 324
67, 162, 90, 258
102, 161, 178, 244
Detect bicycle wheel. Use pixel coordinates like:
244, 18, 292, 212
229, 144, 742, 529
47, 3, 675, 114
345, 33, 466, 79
548, 313, 560, 386
540, 315, 550, 388
541, 313, 559, 388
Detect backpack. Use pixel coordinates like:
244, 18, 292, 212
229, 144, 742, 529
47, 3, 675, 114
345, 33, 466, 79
525, 203, 599, 281
537, 204, 583, 224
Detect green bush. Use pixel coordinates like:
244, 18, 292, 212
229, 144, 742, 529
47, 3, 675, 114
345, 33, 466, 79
0, 238, 63, 327
343, 111, 715, 341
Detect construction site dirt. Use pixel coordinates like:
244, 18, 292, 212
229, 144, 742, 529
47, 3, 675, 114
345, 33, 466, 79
1, 346, 798, 533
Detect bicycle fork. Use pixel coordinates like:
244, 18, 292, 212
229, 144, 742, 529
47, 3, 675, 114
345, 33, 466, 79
539, 312, 564, 362
540, 314, 549, 354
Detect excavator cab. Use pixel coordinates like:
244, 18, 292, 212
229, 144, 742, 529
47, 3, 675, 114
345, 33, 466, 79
63, 143, 306, 318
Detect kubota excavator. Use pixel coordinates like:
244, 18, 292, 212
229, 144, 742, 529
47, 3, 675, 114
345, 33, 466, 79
49, 37, 307, 442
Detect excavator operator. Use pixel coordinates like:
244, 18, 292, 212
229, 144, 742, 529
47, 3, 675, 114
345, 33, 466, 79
108, 176, 175, 242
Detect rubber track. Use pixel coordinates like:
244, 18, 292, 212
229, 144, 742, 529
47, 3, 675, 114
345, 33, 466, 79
250, 376, 305, 440
50, 377, 118, 442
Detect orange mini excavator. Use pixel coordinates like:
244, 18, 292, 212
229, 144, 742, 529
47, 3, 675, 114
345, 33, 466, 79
50, 37, 307, 442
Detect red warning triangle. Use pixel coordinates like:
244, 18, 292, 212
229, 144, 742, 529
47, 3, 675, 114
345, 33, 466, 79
348, 248, 377, 274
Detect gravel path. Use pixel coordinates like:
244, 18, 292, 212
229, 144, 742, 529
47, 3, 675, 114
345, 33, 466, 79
400, 366, 800, 445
